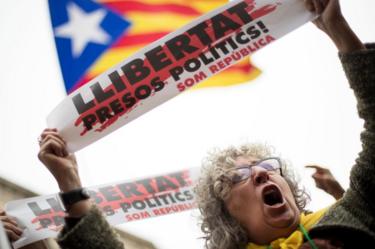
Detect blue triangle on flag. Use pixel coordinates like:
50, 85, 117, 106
48, 0, 131, 93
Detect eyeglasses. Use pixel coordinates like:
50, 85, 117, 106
230, 157, 283, 184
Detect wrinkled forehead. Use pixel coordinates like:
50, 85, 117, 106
213, 155, 261, 179
211, 155, 261, 199
233, 156, 260, 167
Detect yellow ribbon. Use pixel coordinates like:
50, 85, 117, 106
247, 208, 327, 249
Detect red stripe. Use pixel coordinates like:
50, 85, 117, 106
225, 63, 256, 74
112, 32, 169, 47
103, 0, 201, 15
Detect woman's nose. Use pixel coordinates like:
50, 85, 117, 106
251, 166, 269, 185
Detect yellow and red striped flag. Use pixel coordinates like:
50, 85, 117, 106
87, 0, 260, 90
49, 0, 260, 93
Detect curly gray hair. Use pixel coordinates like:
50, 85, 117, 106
194, 143, 310, 249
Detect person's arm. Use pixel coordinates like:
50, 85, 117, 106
1, 208, 58, 249
38, 128, 91, 218
310, 0, 375, 209
305, 165, 345, 200
304, 0, 375, 244
38, 128, 124, 249
304, 1, 375, 199
0, 208, 23, 242
304, 0, 365, 53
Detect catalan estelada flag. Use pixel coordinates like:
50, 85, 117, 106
49, 0, 260, 94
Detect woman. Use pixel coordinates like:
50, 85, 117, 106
194, 0, 374, 248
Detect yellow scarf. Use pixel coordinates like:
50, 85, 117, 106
247, 208, 327, 249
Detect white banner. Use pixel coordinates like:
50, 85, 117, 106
47, 0, 316, 152
5, 168, 200, 248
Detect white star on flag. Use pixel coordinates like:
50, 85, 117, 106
54, 2, 111, 58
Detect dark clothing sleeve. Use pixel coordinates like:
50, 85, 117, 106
57, 206, 124, 249
341, 43, 375, 202
310, 44, 375, 245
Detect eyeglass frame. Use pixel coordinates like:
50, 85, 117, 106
228, 157, 283, 185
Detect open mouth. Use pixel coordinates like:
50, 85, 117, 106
262, 185, 284, 206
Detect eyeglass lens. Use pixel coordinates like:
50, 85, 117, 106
232, 158, 280, 184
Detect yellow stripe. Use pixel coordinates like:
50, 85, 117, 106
191, 1, 226, 13
125, 13, 196, 34
89, 46, 145, 75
